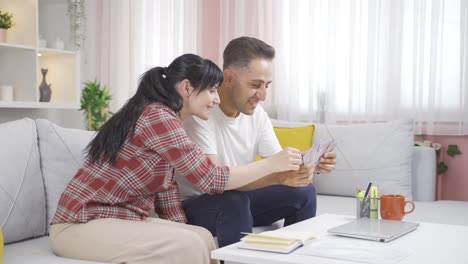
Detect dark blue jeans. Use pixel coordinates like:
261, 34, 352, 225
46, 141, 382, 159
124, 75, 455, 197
181, 184, 317, 247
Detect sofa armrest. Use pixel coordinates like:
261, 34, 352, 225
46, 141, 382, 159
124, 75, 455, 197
412, 146, 436, 202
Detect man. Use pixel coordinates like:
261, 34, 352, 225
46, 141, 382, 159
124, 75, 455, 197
176, 37, 336, 247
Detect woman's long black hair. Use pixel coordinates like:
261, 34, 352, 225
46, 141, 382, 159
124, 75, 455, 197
86, 53, 223, 165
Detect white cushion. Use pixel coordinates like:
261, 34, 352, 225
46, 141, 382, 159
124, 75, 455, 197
35, 119, 95, 232
4, 236, 108, 264
313, 119, 414, 200
0, 118, 47, 243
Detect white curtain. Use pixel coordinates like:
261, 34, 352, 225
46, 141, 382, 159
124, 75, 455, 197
219, 0, 468, 135
83, 0, 468, 135
83, 0, 201, 111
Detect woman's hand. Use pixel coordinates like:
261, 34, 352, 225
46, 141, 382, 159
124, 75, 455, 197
225, 148, 302, 190
266, 147, 302, 173
275, 163, 315, 187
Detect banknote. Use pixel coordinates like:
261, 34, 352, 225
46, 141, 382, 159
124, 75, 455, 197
302, 139, 337, 165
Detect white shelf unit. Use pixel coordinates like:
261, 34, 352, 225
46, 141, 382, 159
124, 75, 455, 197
0, 0, 80, 109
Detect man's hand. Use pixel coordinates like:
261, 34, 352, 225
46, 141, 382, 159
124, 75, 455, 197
315, 151, 336, 174
274, 163, 314, 187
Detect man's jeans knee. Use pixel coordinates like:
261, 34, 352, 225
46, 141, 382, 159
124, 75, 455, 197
247, 183, 317, 227
182, 184, 317, 247
182, 191, 253, 247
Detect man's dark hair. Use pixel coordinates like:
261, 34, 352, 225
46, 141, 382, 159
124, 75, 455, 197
223, 36, 275, 70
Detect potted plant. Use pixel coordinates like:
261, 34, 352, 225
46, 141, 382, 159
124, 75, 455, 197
0, 10, 14, 42
67, 0, 86, 48
415, 135, 462, 175
80, 80, 112, 131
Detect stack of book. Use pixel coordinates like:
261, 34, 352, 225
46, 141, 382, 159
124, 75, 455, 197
238, 229, 316, 254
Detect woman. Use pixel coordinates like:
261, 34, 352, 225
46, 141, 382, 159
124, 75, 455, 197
49, 54, 302, 264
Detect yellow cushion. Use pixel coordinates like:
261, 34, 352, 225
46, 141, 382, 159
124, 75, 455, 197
273, 125, 315, 152
255, 124, 315, 182
255, 124, 315, 160
0, 228, 3, 263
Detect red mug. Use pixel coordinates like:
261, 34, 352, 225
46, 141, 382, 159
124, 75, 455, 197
380, 194, 415, 220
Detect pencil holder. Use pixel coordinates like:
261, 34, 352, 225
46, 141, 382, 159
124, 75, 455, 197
356, 197, 379, 219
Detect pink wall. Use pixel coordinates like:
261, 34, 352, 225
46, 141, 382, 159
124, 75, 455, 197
201, 0, 220, 64
420, 135, 468, 201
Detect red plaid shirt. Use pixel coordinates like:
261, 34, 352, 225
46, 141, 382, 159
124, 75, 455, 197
51, 104, 229, 224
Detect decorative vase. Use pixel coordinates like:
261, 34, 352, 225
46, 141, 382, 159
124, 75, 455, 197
54, 37, 65, 50
0, 28, 6, 42
39, 68, 52, 102
39, 35, 47, 48
0, 85, 14, 101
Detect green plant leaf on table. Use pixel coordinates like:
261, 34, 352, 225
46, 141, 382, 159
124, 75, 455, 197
447, 145, 461, 157
80, 80, 112, 131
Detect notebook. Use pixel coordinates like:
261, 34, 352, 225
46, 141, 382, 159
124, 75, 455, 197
238, 230, 316, 254
327, 218, 419, 242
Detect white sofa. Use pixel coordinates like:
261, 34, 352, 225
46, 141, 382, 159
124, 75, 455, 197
272, 119, 468, 227
1, 119, 103, 264
1, 118, 467, 264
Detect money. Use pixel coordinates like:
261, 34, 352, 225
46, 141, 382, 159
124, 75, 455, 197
302, 139, 337, 165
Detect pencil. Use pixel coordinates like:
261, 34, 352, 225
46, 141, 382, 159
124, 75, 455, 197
364, 182, 372, 197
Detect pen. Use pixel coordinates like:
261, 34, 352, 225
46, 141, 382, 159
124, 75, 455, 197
361, 182, 372, 217
356, 187, 364, 217
355, 187, 361, 195
356, 187, 364, 200
364, 182, 372, 198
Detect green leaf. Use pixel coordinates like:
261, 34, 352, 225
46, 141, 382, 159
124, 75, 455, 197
0, 11, 15, 29
80, 80, 113, 131
437, 161, 448, 175
415, 134, 425, 140
446, 145, 461, 157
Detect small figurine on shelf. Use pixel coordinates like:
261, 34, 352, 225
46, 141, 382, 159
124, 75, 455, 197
0, 84, 13, 101
54, 37, 65, 50
39, 35, 47, 48
39, 68, 52, 102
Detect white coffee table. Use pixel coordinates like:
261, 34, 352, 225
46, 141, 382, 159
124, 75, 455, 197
211, 214, 468, 264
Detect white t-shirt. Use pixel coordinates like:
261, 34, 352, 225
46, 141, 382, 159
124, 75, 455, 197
176, 105, 282, 199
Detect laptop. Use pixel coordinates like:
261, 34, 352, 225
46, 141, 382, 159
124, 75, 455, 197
328, 218, 419, 242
